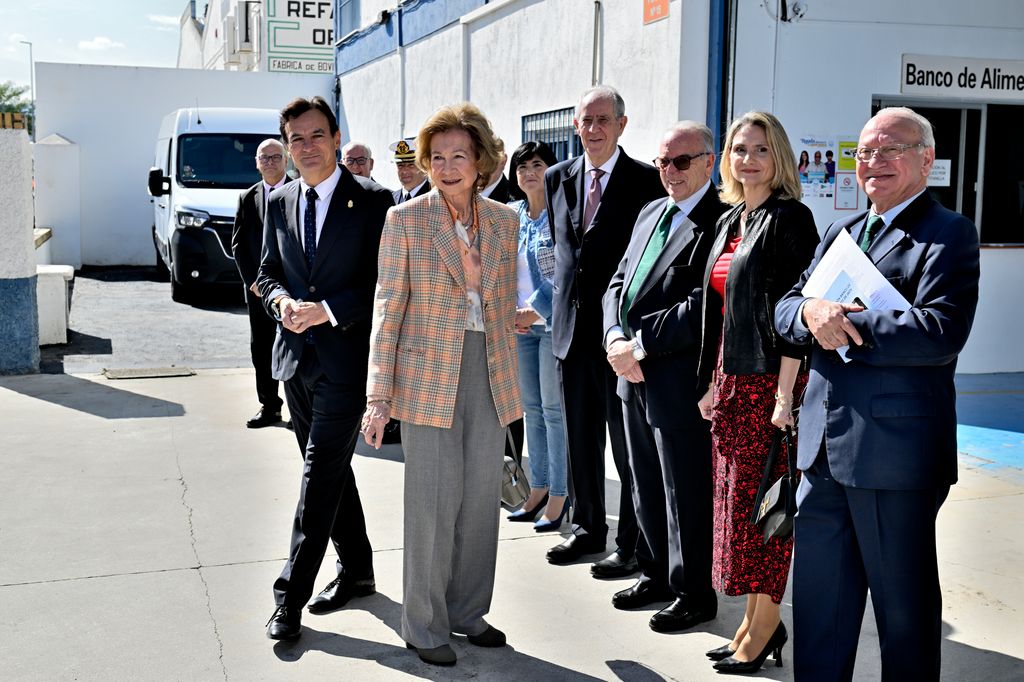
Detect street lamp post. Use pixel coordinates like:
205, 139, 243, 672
19, 40, 34, 142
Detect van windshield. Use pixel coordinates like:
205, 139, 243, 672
177, 134, 273, 189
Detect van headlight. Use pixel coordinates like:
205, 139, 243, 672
175, 208, 210, 228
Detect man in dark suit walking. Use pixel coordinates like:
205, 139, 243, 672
775, 107, 980, 680
602, 122, 727, 628
257, 96, 394, 641
231, 138, 291, 428
544, 85, 665, 574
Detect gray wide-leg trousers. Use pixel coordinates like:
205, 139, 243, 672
399, 331, 506, 649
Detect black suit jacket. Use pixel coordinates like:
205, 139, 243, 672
257, 167, 394, 383
484, 175, 511, 204
231, 177, 293, 287
602, 186, 728, 428
392, 181, 431, 205
545, 148, 664, 359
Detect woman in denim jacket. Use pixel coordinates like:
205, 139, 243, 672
505, 141, 569, 531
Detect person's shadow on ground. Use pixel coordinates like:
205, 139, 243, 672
272, 591, 606, 680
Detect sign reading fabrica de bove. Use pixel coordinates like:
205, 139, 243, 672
902, 54, 1024, 101
267, 0, 334, 74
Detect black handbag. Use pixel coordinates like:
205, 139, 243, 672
751, 426, 798, 542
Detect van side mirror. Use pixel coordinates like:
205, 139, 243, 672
148, 167, 171, 197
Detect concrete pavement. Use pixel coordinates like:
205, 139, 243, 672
1, 368, 1022, 681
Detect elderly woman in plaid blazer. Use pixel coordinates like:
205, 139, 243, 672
361, 103, 522, 667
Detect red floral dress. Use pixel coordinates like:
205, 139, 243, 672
708, 235, 807, 604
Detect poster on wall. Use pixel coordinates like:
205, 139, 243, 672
795, 134, 860, 212
266, 0, 335, 74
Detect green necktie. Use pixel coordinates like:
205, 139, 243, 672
859, 214, 884, 253
621, 202, 681, 337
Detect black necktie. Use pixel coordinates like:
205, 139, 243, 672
304, 186, 318, 270
859, 214, 883, 253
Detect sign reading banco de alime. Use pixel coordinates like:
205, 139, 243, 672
266, 0, 334, 74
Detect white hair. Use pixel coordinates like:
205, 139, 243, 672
869, 107, 935, 148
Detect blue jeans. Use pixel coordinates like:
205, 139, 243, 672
516, 326, 567, 496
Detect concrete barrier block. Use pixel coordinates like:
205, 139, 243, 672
36, 265, 74, 346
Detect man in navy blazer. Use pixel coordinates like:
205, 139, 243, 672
257, 97, 394, 641
231, 138, 291, 429
775, 107, 980, 680
544, 85, 665, 572
602, 122, 727, 626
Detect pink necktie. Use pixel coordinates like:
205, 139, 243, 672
583, 168, 605, 231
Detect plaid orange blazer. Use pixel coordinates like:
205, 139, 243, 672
367, 189, 523, 428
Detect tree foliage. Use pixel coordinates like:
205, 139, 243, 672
0, 80, 31, 112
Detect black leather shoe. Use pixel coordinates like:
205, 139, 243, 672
706, 643, 737, 661
546, 534, 606, 565
590, 551, 639, 579
247, 407, 282, 429
649, 597, 718, 632
307, 575, 376, 614
466, 625, 506, 647
612, 580, 675, 610
406, 642, 457, 666
266, 605, 301, 640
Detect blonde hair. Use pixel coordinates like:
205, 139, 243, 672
415, 103, 503, 191
718, 111, 802, 205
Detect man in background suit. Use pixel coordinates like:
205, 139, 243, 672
775, 107, 980, 680
258, 96, 394, 641
481, 140, 511, 204
603, 122, 726, 628
391, 138, 431, 204
231, 138, 291, 429
545, 85, 665, 575
342, 140, 374, 179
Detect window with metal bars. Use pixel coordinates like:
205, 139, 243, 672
521, 107, 581, 163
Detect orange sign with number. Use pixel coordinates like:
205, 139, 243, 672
644, 0, 669, 24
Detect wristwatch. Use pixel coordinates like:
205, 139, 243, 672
631, 340, 646, 361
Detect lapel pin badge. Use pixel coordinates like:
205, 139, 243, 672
347, 200, 354, 208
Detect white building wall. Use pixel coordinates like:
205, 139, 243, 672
339, 0, 697, 191
337, 54, 402, 185
33, 135, 81, 268
34, 62, 331, 266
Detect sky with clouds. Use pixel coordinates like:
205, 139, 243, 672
1, 1, 187, 93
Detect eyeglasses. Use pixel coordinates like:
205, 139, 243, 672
853, 143, 924, 162
652, 152, 708, 171
344, 156, 369, 166
257, 154, 283, 163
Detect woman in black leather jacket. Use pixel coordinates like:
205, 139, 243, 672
696, 111, 818, 674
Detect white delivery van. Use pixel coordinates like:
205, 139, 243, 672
147, 107, 281, 302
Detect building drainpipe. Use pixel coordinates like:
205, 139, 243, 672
591, 0, 602, 85
708, 0, 733, 163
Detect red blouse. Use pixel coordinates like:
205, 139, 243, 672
710, 235, 742, 316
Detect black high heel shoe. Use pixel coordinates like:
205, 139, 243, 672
712, 621, 787, 675
705, 643, 737, 661
507, 493, 548, 522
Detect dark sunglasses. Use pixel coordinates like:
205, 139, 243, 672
652, 152, 708, 171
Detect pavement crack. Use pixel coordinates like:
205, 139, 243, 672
172, 423, 228, 681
